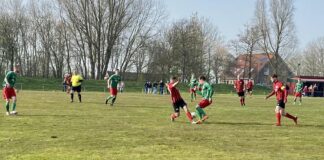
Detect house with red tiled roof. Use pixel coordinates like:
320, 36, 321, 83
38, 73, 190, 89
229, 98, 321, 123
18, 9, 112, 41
223, 53, 294, 86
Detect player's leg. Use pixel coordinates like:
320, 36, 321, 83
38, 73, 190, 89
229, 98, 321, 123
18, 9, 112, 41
4, 99, 10, 115
237, 93, 242, 106
106, 88, 114, 104
171, 104, 180, 122
11, 96, 17, 115
78, 91, 82, 102
195, 106, 204, 119
182, 106, 193, 122
242, 95, 246, 106
3, 88, 11, 115
283, 109, 298, 125
190, 89, 194, 101
110, 88, 118, 106
195, 106, 207, 124
299, 94, 302, 105
194, 99, 210, 124
275, 106, 281, 126
66, 86, 69, 94
111, 95, 117, 105
181, 99, 193, 123
70, 88, 74, 102
293, 95, 297, 105
200, 99, 211, 121
277, 101, 298, 125
239, 95, 243, 106
76, 86, 81, 102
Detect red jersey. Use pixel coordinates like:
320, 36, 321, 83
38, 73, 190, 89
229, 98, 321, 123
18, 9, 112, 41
235, 79, 244, 92
268, 80, 287, 101
247, 81, 253, 89
167, 83, 182, 103
65, 76, 72, 85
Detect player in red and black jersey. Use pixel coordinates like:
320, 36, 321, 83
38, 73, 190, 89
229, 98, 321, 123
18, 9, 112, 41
167, 76, 194, 124
234, 75, 245, 106
246, 79, 254, 97
64, 73, 72, 94
265, 74, 298, 126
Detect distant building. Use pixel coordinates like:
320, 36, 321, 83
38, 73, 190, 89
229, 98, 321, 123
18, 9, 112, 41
222, 53, 294, 86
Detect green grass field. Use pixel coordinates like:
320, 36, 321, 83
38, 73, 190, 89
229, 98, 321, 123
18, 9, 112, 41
1, 91, 324, 160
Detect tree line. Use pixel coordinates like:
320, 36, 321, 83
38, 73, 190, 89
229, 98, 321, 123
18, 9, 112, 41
0, 0, 323, 82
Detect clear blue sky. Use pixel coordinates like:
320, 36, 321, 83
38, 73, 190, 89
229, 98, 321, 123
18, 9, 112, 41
163, 0, 324, 49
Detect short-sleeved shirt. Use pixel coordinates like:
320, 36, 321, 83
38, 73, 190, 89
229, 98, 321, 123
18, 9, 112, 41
199, 82, 214, 99
235, 79, 244, 92
247, 81, 253, 89
273, 81, 286, 101
109, 74, 121, 88
2, 71, 17, 87
71, 74, 83, 87
295, 82, 303, 93
167, 83, 182, 103
64, 76, 72, 85
189, 78, 198, 89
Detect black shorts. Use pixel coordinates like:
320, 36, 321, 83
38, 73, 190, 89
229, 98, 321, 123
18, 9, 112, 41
173, 99, 187, 113
247, 88, 253, 92
277, 100, 285, 108
237, 92, 245, 97
72, 86, 81, 92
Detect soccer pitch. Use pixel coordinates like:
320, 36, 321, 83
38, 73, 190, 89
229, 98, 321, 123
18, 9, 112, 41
1, 91, 324, 160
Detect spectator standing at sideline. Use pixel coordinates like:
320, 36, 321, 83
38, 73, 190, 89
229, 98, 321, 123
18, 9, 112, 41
159, 80, 164, 95
153, 81, 158, 94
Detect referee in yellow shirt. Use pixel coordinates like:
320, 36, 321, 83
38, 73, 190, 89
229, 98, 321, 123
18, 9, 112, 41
71, 71, 83, 103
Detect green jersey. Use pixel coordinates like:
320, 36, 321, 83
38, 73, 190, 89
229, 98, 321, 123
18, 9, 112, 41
197, 82, 214, 99
189, 78, 198, 88
295, 82, 303, 92
109, 74, 121, 88
3, 71, 17, 87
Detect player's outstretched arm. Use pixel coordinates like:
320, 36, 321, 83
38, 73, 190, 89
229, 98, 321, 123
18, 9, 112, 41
265, 90, 275, 99
171, 81, 179, 87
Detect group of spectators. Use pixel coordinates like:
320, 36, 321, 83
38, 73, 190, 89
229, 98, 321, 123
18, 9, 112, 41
303, 83, 321, 97
144, 80, 168, 95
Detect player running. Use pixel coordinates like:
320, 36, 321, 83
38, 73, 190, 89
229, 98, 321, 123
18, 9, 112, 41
193, 75, 213, 124
167, 76, 194, 123
188, 73, 198, 102
70, 71, 83, 103
105, 69, 121, 106
64, 73, 72, 94
246, 79, 254, 97
234, 75, 245, 106
293, 78, 303, 105
265, 74, 298, 126
2, 66, 20, 116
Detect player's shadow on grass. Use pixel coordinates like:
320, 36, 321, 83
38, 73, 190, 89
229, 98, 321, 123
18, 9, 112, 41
17, 114, 90, 117
191, 121, 324, 128
203, 121, 273, 126
120, 105, 166, 109
296, 124, 324, 129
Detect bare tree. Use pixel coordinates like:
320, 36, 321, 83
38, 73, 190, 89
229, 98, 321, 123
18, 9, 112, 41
255, 0, 297, 75
117, 0, 165, 75
212, 43, 235, 84
236, 24, 260, 79
301, 37, 324, 76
